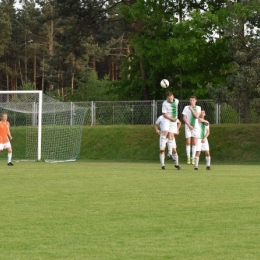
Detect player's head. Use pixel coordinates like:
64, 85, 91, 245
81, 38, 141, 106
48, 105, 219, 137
1, 113, 7, 121
166, 92, 174, 102
200, 109, 206, 118
189, 95, 197, 106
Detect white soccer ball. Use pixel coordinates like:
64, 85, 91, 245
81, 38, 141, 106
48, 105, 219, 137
160, 79, 169, 88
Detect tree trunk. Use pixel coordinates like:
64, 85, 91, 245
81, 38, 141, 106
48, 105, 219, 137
18, 60, 23, 86
34, 54, 37, 89
110, 61, 115, 81
49, 5, 54, 90
6, 61, 9, 91
71, 54, 75, 93
24, 33, 28, 84
41, 55, 45, 91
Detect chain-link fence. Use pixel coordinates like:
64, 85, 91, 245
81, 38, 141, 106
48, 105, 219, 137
2, 99, 260, 127
75, 99, 260, 125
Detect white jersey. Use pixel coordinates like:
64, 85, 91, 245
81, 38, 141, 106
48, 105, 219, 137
197, 121, 209, 139
155, 115, 178, 149
156, 115, 180, 134
196, 122, 210, 151
161, 98, 179, 132
155, 115, 164, 128
162, 98, 179, 119
182, 105, 201, 129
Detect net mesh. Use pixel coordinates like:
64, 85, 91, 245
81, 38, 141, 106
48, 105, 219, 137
0, 91, 87, 162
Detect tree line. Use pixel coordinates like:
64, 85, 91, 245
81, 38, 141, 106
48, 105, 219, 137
0, 1, 260, 111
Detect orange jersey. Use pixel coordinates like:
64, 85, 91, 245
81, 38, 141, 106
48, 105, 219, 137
0, 121, 10, 143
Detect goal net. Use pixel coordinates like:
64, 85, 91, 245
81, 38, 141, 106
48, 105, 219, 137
0, 91, 87, 162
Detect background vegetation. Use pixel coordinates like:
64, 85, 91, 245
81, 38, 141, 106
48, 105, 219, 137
0, 0, 260, 105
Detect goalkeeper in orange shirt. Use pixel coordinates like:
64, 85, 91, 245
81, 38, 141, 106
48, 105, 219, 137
0, 113, 14, 166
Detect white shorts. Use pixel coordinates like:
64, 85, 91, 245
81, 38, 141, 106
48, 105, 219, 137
0, 141, 11, 150
185, 125, 198, 138
161, 119, 178, 134
196, 139, 209, 152
159, 137, 177, 149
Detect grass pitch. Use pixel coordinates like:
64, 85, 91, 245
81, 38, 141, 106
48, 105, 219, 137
1, 161, 260, 259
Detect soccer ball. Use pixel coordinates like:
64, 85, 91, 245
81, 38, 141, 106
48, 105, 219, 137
160, 79, 169, 88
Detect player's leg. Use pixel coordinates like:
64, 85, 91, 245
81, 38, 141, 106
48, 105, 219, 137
194, 151, 200, 170
205, 141, 211, 170
205, 150, 211, 170
160, 120, 170, 169
194, 139, 202, 170
5, 143, 13, 166
202, 140, 211, 170
171, 139, 181, 170
160, 131, 169, 170
166, 138, 172, 159
191, 133, 198, 165
159, 134, 167, 169
185, 126, 192, 164
167, 132, 174, 159
171, 138, 177, 161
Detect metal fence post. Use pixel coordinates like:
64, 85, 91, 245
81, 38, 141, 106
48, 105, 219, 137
91, 101, 94, 126
152, 100, 156, 124
215, 103, 219, 124
219, 104, 221, 124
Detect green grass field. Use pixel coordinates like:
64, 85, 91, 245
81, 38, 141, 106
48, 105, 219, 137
1, 161, 260, 259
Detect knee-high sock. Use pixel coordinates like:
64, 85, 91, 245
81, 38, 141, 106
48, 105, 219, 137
160, 136, 167, 150
195, 156, 199, 168
160, 153, 165, 166
206, 156, 211, 166
174, 154, 179, 166
186, 145, 191, 158
8, 152, 12, 163
192, 145, 196, 158
167, 140, 173, 156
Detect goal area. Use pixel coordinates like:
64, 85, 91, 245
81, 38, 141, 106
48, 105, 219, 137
0, 91, 87, 162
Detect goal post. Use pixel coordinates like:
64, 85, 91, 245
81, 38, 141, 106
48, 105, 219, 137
0, 90, 87, 162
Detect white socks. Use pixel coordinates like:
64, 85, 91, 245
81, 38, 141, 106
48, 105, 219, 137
195, 156, 199, 168
167, 140, 173, 156
8, 152, 12, 163
186, 145, 191, 158
192, 145, 196, 158
160, 153, 165, 166
206, 156, 211, 167
194, 156, 211, 168
174, 154, 179, 166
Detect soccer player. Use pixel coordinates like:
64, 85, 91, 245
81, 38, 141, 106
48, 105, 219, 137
159, 92, 181, 170
194, 110, 211, 170
182, 95, 201, 165
154, 115, 181, 170
0, 113, 14, 166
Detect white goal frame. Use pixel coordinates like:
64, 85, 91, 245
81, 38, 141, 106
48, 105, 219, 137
0, 90, 43, 161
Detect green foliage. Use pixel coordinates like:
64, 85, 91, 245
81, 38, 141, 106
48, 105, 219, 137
1, 0, 260, 103
55, 70, 118, 102
19, 81, 34, 90
118, 0, 231, 100
220, 105, 239, 124
208, 0, 260, 123
0, 5, 12, 57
